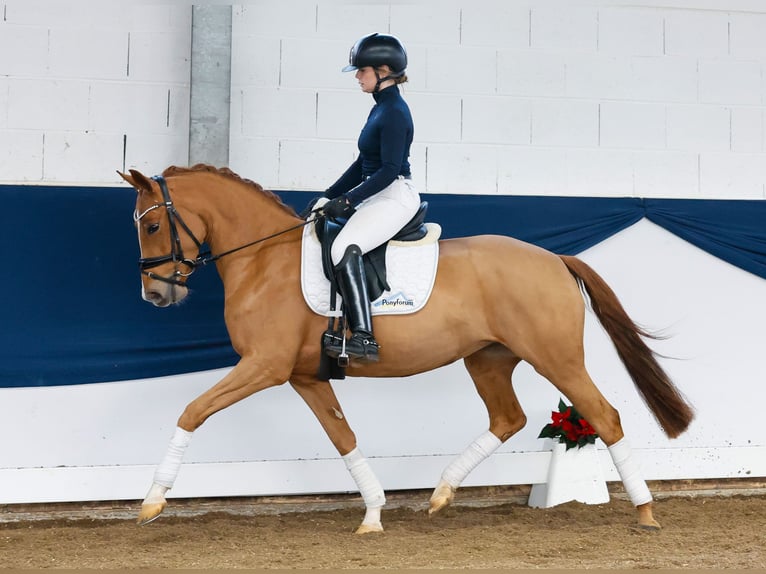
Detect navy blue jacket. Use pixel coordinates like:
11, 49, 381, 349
325, 84, 413, 206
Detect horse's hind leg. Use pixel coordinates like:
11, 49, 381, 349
429, 344, 525, 515
538, 361, 660, 530
289, 376, 385, 534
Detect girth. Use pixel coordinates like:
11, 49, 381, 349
314, 201, 429, 302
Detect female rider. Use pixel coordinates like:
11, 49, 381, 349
316, 33, 420, 364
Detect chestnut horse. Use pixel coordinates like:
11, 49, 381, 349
119, 164, 693, 533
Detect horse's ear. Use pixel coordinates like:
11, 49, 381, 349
117, 169, 154, 194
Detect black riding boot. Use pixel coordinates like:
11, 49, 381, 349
325, 245, 380, 363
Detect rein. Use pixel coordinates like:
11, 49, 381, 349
134, 175, 311, 286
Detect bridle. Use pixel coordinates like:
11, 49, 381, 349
133, 175, 310, 287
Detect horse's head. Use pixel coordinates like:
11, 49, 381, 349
118, 168, 204, 307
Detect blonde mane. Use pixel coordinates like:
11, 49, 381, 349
162, 164, 298, 217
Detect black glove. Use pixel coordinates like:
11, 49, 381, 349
322, 196, 356, 220
298, 196, 321, 219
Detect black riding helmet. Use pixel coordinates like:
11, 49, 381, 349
342, 32, 407, 77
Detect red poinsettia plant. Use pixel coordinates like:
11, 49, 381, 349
538, 398, 599, 450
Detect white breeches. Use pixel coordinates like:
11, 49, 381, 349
331, 177, 421, 265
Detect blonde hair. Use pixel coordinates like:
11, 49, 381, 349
375, 65, 408, 85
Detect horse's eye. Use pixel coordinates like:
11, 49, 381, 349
147, 223, 160, 235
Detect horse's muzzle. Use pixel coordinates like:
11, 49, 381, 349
142, 278, 188, 307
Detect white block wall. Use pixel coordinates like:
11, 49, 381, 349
0, 4, 192, 184
1, 1, 764, 197
228, 1, 766, 198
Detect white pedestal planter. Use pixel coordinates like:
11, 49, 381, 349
528, 441, 610, 508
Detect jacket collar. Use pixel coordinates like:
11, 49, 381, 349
373, 84, 399, 102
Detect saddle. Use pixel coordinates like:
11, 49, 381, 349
314, 201, 430, 301
313, 201, 430, 380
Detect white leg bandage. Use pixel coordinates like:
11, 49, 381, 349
608, 437, 652, 507
153, 426, 193, 489
343, 447, 386, 511
441, 430, 502, 488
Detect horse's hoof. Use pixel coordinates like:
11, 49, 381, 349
428, 481, 455, 516
136, 502, 167, 526
636, 502, 661, 531
355, 522, 384, 534
428, 497, 450, 516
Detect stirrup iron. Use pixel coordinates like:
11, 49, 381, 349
338, 324, 350, 368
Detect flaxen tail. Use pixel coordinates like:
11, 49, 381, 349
560, 255, 694, 438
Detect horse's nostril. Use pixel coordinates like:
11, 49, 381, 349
145, 291, 162, 302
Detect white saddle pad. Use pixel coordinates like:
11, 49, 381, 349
301, 222, 441, 316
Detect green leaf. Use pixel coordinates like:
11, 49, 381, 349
538, 425, 558, 439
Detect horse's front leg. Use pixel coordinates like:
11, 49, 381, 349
137, 358, 284, 525
289, 376, 385, 534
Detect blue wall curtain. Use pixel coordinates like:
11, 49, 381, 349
1, 185, 764, 388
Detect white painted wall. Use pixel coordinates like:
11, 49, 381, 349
0, 4, 192, 183
1, 1, 764, 196
228, 1, 766, 198
1, 1, 765, 504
